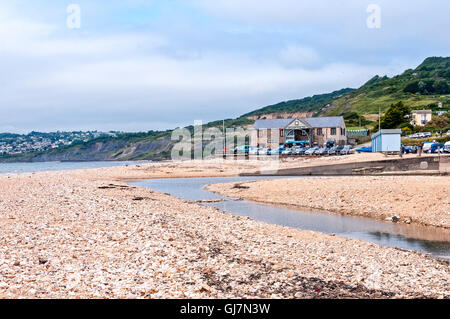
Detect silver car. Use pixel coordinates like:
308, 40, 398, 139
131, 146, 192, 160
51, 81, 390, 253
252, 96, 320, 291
305, 146, 319, 155
340, 146, 354, 155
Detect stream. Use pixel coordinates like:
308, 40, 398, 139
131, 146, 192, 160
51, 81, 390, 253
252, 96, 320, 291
131, 176, 450, 262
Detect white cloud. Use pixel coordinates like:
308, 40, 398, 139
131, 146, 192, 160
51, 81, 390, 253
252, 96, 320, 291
191, 0, 366, 25
279, 46, 320, 68
0, 7, 165, 57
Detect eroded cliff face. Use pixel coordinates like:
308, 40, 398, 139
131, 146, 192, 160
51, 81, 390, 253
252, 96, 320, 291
246, 112, 314, 121
4, 137, 175, 162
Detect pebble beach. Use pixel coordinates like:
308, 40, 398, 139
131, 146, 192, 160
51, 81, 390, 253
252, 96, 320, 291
0, 159, 449, 298
206, 175, 450, 229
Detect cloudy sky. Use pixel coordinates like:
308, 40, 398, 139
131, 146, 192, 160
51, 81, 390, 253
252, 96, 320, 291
1, 0, 449, 133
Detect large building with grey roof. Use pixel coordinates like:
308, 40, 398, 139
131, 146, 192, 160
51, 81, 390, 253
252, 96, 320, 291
252, 117, 347, 148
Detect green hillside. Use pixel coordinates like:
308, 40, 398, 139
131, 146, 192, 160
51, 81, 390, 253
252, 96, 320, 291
326, 57, 450, 118
241, 88, 354, 118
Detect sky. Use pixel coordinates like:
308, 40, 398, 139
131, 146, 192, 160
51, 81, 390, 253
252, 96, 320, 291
0, 0, 449, 133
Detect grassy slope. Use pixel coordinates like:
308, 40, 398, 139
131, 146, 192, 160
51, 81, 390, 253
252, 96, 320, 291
326, 57, 450, 116
240, 88, 354, 118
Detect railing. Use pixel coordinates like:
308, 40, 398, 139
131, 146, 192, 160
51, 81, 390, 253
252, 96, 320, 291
347, 129, 369, 136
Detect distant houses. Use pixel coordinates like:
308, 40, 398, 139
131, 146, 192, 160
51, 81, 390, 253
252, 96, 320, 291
410, 110, 432, 126
252, 117, 347, 148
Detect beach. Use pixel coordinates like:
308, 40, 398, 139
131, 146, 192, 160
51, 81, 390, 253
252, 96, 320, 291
0, 159, 449, 298
206, 175, 450, 229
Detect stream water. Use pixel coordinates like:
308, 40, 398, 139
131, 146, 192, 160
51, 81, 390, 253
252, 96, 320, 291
132, 176, 450, 262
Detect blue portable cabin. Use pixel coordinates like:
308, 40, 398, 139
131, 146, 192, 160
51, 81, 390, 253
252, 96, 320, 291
371, 129, 402, 153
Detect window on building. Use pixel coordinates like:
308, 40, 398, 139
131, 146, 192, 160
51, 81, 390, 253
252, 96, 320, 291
317, 128, 322, 136
421, 115, 428, 125
331, 128, 336, 135
280, 130, 284, 137
258, 130, 265, 138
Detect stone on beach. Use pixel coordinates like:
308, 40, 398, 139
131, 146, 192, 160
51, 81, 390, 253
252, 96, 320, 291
0, 159, 448, 299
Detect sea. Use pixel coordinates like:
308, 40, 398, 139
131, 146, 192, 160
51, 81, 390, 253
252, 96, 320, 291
0, 161, 149, 176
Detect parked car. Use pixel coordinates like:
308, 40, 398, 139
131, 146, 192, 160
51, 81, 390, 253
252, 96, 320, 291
248, 146, 259, 155
328, 145, 343, 155
428, 143, 445, 153
444, 141, 450, 153
335, 145, 345, 154
257, 148, 268, 155
328, 146, 337, 155
401, 144, 413, 154
423, 132, 432, 138
305, 146, 319, 155
276, 146, 285, 155
327, 146, 336, 155
295, 147, 309, 155
281, 148, 292, 155
267, 147, 284, 155
422, 142, 434, 152
316, 147, 329, 156
234, 145, 249, 155
340, 146, 355, 155
292, 146, 303, 155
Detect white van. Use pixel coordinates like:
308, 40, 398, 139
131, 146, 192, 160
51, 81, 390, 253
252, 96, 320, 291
422, 142, 434, 152
444, 141, 450, 153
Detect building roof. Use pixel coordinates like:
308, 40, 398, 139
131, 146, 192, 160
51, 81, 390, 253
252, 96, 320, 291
412, 110, 432, 114
253, 116, 345, 129
371, 129, 402, 139
303, 117, 345, 128
253, 119, 295, 129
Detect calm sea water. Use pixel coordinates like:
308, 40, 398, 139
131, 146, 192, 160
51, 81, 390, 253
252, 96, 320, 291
132, 177, 450, 261
0, 161, 149, 175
